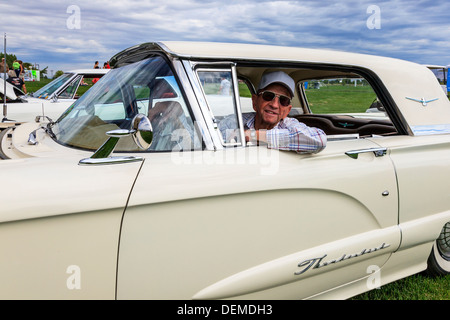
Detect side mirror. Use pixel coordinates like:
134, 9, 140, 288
79, 114, 153, 165
132, 113, 153, 150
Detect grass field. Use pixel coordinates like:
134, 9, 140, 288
306, 84, 378, 113
25, 77, 93, 96
353, 273, 450, 300
26, 78, 450, 300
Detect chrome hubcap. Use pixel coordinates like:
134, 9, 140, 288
437, 222, 450, 261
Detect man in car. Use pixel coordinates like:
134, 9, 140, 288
220, 71, 326, 153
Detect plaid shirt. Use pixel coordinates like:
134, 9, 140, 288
219, 113, 327, 153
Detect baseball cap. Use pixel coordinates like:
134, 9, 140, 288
258, 71, 295, 97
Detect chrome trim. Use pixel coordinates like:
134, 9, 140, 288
294, 243, 390, 275
180, 59, 217, 150
79, 156, 143, 165
231, 63, 246, 147
78, 129, 143, 165
345, 147, 387, 159
187, 61, 247, 150
411, 124, 450, 136
406, 97, 439, 106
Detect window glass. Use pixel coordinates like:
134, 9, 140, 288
305, 78, 378, 114
197, 70, 242, 146
429, 67, 447, 85
299, 76, 397, 139
52, 56, 200, 152
58, 75, 82, 99
32, 73, 73, 99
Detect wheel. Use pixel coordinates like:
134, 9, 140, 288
426, 222, 450, 276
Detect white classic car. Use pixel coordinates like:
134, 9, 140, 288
1, 68, 109, 125
0, 42, 449, 300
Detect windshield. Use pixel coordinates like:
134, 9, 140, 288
32, 73, 74, 99
51, 56, 199, 152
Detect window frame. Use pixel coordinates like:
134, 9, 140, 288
193, 63, 246, 148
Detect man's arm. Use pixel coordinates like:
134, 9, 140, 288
246, 118, 327, 154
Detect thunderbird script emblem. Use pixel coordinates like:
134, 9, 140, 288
406, 97, 438, 106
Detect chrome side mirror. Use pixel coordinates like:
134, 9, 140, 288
79, 114, 153, 165
132, 113, 153, 150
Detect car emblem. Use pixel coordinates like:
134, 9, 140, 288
338, 122, 355, 128
406, 97, 438, 106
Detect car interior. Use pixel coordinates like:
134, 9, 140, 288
236, 66, 398, 141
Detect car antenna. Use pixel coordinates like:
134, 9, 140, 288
2, 33, 8, 122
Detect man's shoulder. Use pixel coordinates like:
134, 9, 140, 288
279, 116, 301, 127
242, 112, 255, 121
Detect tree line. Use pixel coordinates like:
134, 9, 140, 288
0, 53, 50, 78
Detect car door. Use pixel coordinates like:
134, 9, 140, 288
116, 64, 401, 299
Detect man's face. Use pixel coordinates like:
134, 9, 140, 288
252, 83, 292, 129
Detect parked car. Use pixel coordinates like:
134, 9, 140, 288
0, 77, 27, 102
0, 42, 449, 300
425, 64, 448, 94
1, 68, 109, 125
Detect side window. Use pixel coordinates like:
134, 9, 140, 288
299, 76, 397, 139
304, 78, 379, 114
58, 75, 82, 99
197, 69, 243, 146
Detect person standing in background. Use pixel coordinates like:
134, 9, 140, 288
0, 58, 9, 79
12, 60, 20, 77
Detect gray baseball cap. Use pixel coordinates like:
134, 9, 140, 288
258, 71, 295, 97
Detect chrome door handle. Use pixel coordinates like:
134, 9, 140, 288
345, 147, 387, 159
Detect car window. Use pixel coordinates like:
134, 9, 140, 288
299, 75, 397, 140
57, 75, 82, 99
304, 78, 378, 114
197, 69, 244, 146
52, 57, 201, 152
32, 73, 74, 99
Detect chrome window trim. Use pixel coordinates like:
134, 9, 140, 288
174, 59, 215, 151
187, 61, 246, 149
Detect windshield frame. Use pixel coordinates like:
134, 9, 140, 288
48, 54, 200, 153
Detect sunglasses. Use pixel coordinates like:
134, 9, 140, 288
259, 91, 291, 107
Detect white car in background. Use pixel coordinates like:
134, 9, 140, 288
425, 64, 448, 94
1, 68, 109, 124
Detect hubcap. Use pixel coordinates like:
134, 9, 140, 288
437, 222, 450, 261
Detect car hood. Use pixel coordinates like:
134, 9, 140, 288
2, 98, 74, 123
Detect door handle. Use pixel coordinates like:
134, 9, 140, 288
345, 147, 387, 159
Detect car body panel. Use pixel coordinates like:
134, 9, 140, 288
117, 138, 400, 299
0, 152, 142, 299
0, 78, 26, 101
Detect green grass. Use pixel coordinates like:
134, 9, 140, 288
24, 78, 52, 93
352, 273, 450, 300
306, 84, 377, 113
24, 78, 94, 96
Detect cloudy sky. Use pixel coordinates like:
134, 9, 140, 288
1, 0, 449, 77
